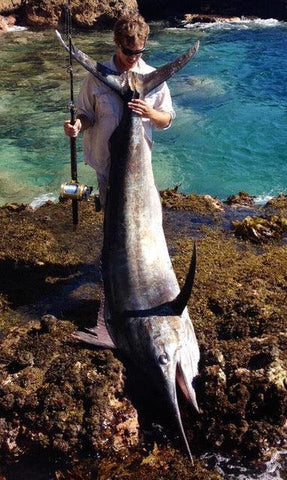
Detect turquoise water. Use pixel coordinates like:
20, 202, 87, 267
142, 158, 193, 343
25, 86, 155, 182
0, 19, 286, 206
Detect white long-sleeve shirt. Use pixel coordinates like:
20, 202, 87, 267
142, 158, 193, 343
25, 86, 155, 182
77, 55, 175, 181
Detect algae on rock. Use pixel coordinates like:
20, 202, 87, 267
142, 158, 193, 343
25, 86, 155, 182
0, 197, 286, 478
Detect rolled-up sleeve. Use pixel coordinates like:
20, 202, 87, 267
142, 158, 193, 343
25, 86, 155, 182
152, 82, 176, 129
76, 74, 96, 125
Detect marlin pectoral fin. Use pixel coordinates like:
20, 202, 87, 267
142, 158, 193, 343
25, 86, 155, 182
72, 330, 116, 348
72, 292, 116, 349
72, 319, 117, 349
172, 242, 197, 315
141, 41, 200, 97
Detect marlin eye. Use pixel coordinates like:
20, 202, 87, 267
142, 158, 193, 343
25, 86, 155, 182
158, 353, 169, 365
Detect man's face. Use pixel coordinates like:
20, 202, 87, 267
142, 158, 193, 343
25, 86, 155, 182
115, 38, 146, 71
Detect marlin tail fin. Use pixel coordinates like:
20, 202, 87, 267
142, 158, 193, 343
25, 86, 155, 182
56, 30, 199, 98
55, 30, 126, 97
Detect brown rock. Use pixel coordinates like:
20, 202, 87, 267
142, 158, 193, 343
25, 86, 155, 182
0, 13, 15, 31
0, 319, 139, 460
233, 215, 287, 242
160, 187, 223, 214
24, 1, 62, 27
226, 191, 255, 206
0, 0, 21, 14
183, 13, 241, 24
24, 0, 138, 29
0, 199, 286, 474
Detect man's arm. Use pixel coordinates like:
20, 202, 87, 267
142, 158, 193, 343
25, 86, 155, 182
128, 99, 172, 129
64, 114, 93, 137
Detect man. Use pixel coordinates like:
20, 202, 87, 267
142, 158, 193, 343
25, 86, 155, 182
64, 13, 175, 208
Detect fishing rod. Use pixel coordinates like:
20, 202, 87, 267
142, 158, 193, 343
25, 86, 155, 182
59, 0, 93, 229
67, 0, 78, 229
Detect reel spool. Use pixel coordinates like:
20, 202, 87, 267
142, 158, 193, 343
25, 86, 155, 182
59, 182, 93, 201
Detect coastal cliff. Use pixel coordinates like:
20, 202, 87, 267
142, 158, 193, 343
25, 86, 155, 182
0, 0, 138, 29
137, 0, 287, 21
0, 0, 286, 30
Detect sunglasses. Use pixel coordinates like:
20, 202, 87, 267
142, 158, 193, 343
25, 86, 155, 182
119, 44, 146, 56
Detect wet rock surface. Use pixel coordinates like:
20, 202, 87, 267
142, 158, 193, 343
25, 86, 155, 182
0, 194, 286, 479
0, 316, 139, 459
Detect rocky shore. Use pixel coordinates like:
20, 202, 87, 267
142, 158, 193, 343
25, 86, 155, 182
0, 0, 286, 31
0, 192, 286, 479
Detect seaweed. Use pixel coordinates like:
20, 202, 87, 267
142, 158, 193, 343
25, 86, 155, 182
0, 195, 286, 478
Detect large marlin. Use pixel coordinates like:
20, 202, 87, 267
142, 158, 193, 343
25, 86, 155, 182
56, 31, 200, 460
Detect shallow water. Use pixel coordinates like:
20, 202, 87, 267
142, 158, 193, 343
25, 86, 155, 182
202, 449, 287, 480
0, 18, 287, 206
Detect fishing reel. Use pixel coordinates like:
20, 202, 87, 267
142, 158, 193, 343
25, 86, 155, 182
59, 182, 93, 201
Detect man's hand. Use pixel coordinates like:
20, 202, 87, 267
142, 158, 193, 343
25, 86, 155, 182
128, 99, 171, 129
64, 118, 82, 137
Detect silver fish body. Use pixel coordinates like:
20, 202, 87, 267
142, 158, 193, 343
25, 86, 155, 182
56, 31, 200, 460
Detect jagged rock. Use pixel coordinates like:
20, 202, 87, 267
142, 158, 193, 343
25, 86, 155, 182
137, 0, 287, 21
233, 215, 287, 242
1, 0, 287, 29
0, 199, 286, 476
183, 13, 241, 24
265, 193, 287, 213
0, 13, 15, 30
0, 0, 21, 14
160, 186, 223, 213
226, 191, 256, 206
0, 318, 139, 459
23, 0, 138, 28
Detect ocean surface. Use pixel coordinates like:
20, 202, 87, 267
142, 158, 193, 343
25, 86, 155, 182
0, 18, 287, 207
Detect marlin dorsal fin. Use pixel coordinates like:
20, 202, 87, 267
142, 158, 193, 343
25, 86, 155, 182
171, 242, 197, 315
108, 242, 197, 320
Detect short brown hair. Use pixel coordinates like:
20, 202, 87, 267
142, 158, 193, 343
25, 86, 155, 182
114, 14, 150, 46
